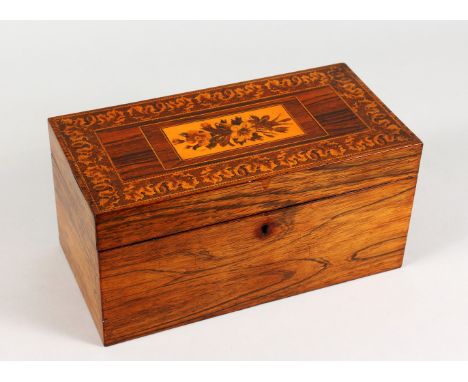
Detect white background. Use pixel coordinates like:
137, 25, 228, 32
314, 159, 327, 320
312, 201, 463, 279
0, 21, 467, 360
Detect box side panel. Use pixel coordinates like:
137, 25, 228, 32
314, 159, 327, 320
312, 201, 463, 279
97, 144, 422, 251
49, 126, 104, 341
100, 172, 420, 345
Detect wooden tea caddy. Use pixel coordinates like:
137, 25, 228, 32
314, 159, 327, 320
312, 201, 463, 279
48, 63, 422, 345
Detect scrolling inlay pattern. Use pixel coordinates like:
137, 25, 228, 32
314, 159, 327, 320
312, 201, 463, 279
49, 64, 416, 212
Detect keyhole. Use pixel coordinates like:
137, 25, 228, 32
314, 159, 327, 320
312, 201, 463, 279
261, 223, 270, 236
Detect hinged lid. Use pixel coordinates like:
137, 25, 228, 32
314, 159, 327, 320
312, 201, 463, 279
49, 63, 421, 250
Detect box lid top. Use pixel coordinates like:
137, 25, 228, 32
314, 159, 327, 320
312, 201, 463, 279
49, 63, 420, 215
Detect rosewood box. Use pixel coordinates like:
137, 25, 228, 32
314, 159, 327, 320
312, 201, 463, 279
48, 63, 422, 345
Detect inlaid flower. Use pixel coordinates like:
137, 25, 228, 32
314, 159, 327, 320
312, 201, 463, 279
230, 122, 255, 145
173, 129, 211, 149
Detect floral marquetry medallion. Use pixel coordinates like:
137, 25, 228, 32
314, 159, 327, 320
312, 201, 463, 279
164, 105, 304, 160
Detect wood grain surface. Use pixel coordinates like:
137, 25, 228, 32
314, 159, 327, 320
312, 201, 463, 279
49, 127, 104, 341
99, 175, 419, 345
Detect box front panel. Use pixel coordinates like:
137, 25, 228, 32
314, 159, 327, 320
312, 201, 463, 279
99, 176, 417, 345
